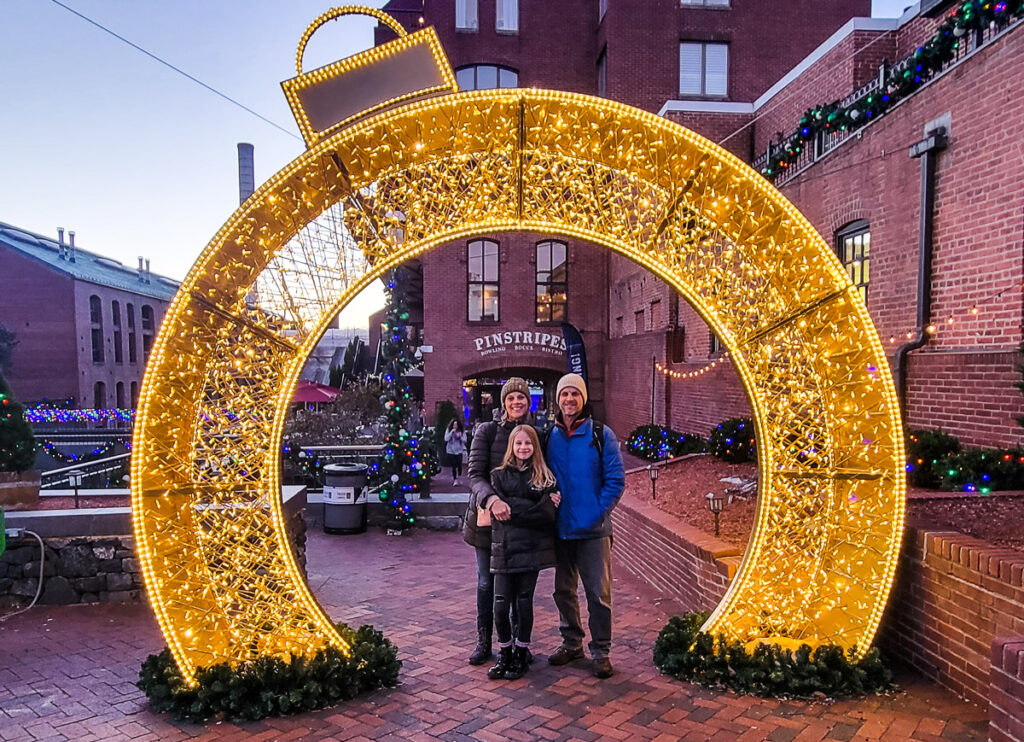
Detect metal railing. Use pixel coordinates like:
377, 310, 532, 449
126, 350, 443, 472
40, 453, 131, 489
752, 16, 1019, 186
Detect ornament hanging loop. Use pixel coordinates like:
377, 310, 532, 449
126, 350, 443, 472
295, 5, 408, 76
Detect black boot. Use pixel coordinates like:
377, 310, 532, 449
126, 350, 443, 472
468, 628, 492, 666
488, 646, 513, 680
504, 645, 528, 680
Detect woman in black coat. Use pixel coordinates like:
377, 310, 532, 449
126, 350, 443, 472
485, 424, 559, 680
462, 377, 535, 665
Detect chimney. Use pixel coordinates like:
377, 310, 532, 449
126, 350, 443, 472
145, 258, 151, 283
237, 143, 255, 205
138, 256, 145, 282
57, 227, 65, 259
68, 231, 76, 262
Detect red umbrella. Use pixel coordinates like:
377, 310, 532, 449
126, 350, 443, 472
292, 380, 342, 403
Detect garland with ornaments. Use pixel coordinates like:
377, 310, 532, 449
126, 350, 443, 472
25, 407, 135, 424
35, 437, 131, 464
763, 0, 1023, 179
655, 354, 729, 380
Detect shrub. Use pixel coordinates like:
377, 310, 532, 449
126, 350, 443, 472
625, 424, 706, 462
709, 418, 756, 463
905, 429, 961, 488
138, 623, 400, 722
936, 447, 1024, 492
653, 612, 894, 699
0, 373, 36, 473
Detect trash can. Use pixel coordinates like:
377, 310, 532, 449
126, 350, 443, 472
322, 463, 368, 534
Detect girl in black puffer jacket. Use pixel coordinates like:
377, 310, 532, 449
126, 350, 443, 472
486, 424, 560, 680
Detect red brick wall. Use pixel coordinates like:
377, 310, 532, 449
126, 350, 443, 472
991, 637, 1024, 742
780, 21, 1024, 448
611, 493, 1024, 731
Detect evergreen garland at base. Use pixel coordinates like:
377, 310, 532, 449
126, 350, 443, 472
138, 623, 400, 722
653, 612, 894, 699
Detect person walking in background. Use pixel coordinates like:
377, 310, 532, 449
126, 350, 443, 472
485, 425, 560, 680
444, 418, 466, 485
544, 373, 625, 679
462, 377, 534, 665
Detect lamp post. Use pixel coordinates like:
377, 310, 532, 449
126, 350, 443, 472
705, 491, 727, 537
647, 464, 660, 500
68, 469, 85, 510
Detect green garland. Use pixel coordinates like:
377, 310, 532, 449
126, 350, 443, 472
653, 612, 894, 699
138, 623, 401, 722
763, 0, 1024, 178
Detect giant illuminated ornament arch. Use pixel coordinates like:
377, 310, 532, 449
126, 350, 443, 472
132, 7, 905, 684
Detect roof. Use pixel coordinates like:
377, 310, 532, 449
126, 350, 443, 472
0, 221, 180, 301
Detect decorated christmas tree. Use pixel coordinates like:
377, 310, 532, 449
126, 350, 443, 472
367, 271, 428, 531
0, 373, 36, 473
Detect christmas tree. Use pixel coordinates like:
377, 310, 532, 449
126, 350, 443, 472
367, 271, 428, 531
0, 373, 36, 473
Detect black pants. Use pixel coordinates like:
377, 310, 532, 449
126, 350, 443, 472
450, 460, 462, 479
494, 570, 539, 645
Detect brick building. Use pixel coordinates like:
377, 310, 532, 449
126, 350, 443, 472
376, 0, 1024, 447
0, 222, 177, 409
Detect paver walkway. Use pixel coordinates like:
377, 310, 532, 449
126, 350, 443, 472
1, 526, 988, 741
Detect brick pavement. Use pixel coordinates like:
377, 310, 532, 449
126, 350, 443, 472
0, 527, 989, 741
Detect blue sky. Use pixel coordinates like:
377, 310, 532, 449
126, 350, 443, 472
2, 1, 916, 323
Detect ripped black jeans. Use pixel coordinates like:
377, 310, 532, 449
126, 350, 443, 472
493, 570, 539, 645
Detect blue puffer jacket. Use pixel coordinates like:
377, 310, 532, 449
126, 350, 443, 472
545, 417, 626, 540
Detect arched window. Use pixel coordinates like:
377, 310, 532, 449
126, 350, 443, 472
116, 381, 125, 409
127, 303, 137, 364
836, 220, 870, 302
112, 300, 123, 364
536, 240, 567, 323
93, 381, 106, 409
89, 295, 104, 363
130, 381, 139, 408
141, 305, 155, 362
455, 64, 518, 91
467, 239, 499, 322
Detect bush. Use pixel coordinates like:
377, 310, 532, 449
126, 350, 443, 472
653, 612, 894, 699
905, 429, 961, 488
137, 623, 400, 722
709, 418, 756, 463
625, 424, 706, 462
936, 447, 1024, 492
0, 373, 36, 473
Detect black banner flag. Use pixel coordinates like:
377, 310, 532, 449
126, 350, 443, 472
561, 322, 589, 384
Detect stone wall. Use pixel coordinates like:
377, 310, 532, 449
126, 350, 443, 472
0, 509, 307, 607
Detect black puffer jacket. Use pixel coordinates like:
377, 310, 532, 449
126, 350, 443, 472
461, 412, 535, 548
488, 466, 558, 574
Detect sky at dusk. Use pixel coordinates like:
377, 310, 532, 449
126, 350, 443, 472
2, 0, 917, 324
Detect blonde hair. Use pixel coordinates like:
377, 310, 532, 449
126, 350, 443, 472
497, 425, 557, 489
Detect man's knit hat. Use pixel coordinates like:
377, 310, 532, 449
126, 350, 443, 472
556, 373, 588, 405
501, 377, 530, 406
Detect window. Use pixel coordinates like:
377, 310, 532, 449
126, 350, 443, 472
93, 381, 106, 409
456, 64, 518, 90
650, 299, 662, 328
127, 303, 137, 364
468, 239, 500, 322
116, 382, 125, 409
141, 305, 155, 363
634, 309, 645, 334
597, 48, 607, 97
112, 301, 123, 364
681, 0, 730, 6
89, 295, 104, 363
679, 42, 728, 97
536, 240, 568, 323
130, 381, 139, 408
496, 0, 518, 32
709, 330, 723, 355
837, 220, 870, 302
456, 0, 478, 30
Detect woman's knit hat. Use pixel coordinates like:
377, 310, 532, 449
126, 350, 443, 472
501, 377, 530, 406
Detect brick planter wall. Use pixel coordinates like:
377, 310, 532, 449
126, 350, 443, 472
610, 494, 1024, 741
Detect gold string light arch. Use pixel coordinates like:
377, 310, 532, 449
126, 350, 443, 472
132, 85, 906, 683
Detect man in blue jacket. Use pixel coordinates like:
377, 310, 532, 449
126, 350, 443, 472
545, 373, 626, 678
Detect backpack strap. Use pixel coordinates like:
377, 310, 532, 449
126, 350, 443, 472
591, 419, 605, 458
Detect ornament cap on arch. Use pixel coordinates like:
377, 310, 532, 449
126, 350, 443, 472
281, 5, 459, 147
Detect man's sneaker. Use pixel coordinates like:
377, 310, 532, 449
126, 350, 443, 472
547, 645, 584, 666
592, 657, 615, 679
